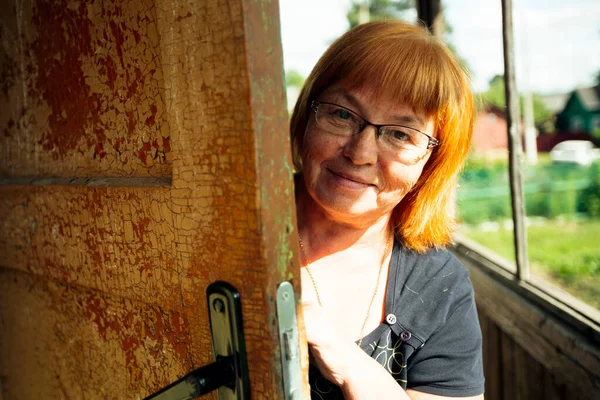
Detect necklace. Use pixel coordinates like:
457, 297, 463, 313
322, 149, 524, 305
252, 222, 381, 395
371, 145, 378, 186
298, 228, 393, 346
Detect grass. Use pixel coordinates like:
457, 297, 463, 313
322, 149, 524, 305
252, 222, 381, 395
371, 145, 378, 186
459, 218, 600, 310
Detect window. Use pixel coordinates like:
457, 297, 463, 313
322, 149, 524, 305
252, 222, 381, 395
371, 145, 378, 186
571, 116, 583, 132
279, 0, 600, 333
447, 0, 600, 322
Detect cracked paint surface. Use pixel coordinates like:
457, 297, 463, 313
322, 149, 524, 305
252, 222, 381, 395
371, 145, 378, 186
0, 0, 302, 398
0, 186, 180, 305
0, 270, 193, 399
0, 0, 170, 176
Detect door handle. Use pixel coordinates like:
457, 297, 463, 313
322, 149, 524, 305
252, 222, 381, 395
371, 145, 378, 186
144, 282, 250, 400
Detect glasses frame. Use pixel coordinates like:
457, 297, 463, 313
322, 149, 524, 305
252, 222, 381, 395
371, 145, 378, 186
310, 100, 440, 150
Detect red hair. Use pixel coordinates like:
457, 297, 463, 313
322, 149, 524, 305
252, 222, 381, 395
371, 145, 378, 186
290, 21, 474, 252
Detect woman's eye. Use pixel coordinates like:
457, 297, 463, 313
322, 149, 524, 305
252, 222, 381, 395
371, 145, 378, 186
333, 109, 351, 120
389, 129, 411, 141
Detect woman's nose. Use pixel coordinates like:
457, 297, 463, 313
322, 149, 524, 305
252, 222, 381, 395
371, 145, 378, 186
342, 125, 379, 165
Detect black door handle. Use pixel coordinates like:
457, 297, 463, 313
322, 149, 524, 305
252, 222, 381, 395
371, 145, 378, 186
143, 355, 236, 400
144, 282, 250, 400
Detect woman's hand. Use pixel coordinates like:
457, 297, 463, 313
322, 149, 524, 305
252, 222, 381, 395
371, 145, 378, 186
303, 302, 482, 400
302, 301, 357, 387
303, 301, 411, 399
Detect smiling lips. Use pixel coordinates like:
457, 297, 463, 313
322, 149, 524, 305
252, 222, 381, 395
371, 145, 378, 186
328, 168, 376, 190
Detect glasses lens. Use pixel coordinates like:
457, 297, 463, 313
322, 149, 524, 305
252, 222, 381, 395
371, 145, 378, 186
379, 126, 430, 150
315, 103, 361, 136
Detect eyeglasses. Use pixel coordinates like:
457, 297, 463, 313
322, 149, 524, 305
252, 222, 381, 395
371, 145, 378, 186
310, 101, 439, 156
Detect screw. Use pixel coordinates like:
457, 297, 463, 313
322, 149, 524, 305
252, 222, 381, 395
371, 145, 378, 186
213, 298, 225, 313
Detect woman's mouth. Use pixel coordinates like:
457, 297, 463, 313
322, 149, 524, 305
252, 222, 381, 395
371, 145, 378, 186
327, 169, 375, 190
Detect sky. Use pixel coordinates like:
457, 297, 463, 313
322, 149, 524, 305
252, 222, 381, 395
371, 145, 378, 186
278, 0, 600, 95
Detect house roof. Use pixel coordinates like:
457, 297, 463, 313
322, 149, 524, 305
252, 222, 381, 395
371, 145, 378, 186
540, 93, 569, 114
574, 85, 600, 111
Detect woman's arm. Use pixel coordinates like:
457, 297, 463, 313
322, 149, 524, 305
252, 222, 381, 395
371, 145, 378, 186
304, 302, 484, 400
406, 390, 483, 400
338, 344, 484, 400
337, 343, 410, 399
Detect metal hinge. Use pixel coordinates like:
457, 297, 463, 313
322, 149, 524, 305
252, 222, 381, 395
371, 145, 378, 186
276, 282, 302, 400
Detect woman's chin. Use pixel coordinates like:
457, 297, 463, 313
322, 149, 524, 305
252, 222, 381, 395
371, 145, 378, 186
313, 191, 382, 222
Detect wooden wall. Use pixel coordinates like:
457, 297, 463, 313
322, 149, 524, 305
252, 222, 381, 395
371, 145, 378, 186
479, 310, 574, 400
453, 240, 600, 400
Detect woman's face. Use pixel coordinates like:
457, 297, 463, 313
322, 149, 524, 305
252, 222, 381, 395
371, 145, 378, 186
301, 83, 436, 227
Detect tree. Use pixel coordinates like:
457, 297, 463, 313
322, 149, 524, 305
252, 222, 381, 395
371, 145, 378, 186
347, 0, 413, 29
480, 74, 552, 131
285, 69, 305, 89
346, 1, 470, 72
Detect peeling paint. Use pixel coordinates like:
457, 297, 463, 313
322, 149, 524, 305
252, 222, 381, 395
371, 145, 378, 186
0, 0, 171, 176
1, 0, 301, 398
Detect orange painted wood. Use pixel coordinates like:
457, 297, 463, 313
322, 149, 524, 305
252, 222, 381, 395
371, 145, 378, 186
0, 269, 195, 399
459, 251, 600, 398
0, 186, 179, 305
0, 0, 304, 399
0, 0, 171, 177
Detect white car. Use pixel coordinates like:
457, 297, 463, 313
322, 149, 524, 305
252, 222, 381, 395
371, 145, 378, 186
549, 140, 600, 166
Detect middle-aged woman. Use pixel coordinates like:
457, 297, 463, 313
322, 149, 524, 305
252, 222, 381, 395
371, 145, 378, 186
290, 21, 485, 399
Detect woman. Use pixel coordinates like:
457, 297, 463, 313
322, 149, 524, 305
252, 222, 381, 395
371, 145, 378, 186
291, 21, 484, 399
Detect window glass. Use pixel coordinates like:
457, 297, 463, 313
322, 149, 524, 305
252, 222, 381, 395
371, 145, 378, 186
449, 0, 600, 311
513, 0, 600, 310
444, 1, 517, 265
279, 0, 600, 311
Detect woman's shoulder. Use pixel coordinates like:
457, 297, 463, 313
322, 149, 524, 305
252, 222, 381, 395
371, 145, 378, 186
389, 240, 475, 342
392, 240, 470, 285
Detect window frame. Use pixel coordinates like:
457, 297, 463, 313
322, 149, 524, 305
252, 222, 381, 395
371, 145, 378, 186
439, 0, 600, 342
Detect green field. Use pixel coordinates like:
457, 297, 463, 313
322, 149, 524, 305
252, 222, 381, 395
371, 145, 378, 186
459, 219, 600, 310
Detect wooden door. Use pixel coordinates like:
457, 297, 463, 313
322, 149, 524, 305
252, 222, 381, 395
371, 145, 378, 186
0, 0, 305, 398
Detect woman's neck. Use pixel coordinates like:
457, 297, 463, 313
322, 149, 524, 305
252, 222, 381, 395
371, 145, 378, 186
295, 178, 392, 264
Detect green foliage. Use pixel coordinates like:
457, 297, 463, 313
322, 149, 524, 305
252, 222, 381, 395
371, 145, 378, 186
480, 75, 505, 108
479, 75, 552, 131
579, 162, 600, 217
345, 1, 471, 74
460, 220, 600, 309
460, 157, 508, 185
458, 158, 511, 224
285, 69, 305, 89
347, 0, 413, 29
457, 157, 597, 224
526, 162, 581, 218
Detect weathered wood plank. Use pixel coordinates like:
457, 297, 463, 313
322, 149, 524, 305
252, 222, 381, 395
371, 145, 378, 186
241, 0, 310, 393
543, 369, 565, 400
479, 312, 491, 399
514, 342, 544, 400
483, 312, 502, 400
0, 0, 171, 177
0, 269, 198, 400
153, 0, 303, 396
456, 250, 600, 397
500, 330, 516, 400
0, 186, 183, 307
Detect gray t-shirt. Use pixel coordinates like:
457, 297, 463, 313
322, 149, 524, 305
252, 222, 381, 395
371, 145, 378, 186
309, 241, 485, 398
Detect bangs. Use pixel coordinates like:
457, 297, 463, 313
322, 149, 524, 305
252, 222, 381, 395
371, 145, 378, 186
313, 25, 466, 121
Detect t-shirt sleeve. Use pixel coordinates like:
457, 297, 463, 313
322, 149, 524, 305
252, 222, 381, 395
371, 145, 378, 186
406, 278, 485, 397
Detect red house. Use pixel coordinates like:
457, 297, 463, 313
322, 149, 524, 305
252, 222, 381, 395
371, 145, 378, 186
471, 105, 512, 158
